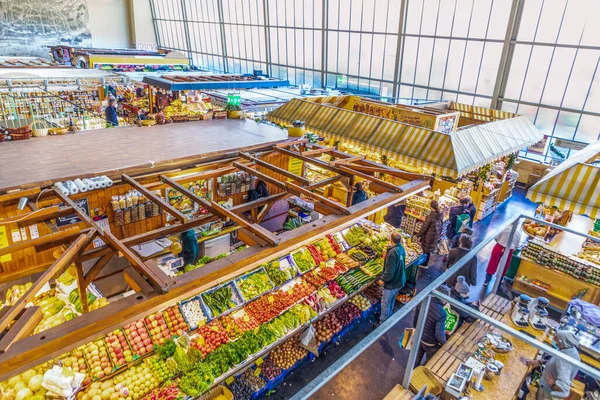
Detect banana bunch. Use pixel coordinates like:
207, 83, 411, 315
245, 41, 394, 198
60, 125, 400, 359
6, 282, 33, 305
89, 297, 109, 311
56, 265, 78, 286
38, 297, 65, 318
68, 289, 96, 314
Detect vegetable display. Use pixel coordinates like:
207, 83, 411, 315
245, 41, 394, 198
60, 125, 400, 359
264, 257, 297, 286
314, 313, 342, 342
180, 297, 207, 329
291, 247, 317, 273
202, 284, 241, 318
163, 305, 189, 336
236, 268, 274, 301
349, 294, 371, 311
270, 337, 308, 370
343, 225, 368, 246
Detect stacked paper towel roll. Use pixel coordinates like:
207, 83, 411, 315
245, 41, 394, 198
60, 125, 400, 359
74, 179, 87, 193
63, 181, 79, 196
82, 178, 94, 191
54, 182, 69, 196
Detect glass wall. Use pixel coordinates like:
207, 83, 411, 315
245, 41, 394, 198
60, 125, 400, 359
150, 0, 600, 162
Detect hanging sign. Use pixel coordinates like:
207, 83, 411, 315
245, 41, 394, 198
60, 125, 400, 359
56, 198, 89, 227
554, 138, 588, 151
227, 94, 241, 107
527, 135, 549, 155
288, 157, 304, 179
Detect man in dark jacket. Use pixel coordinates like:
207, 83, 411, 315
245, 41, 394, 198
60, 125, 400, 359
179, 230, 199, 267
351, 182, 368, 206
105, 97, 119, 127
447, 196, 476, 241
379, 232, 406, 323
415, 285, 450, 365
446, 234, 478, 288
416, 200, 443, 268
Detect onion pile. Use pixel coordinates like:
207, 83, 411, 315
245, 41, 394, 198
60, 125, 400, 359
260, 358, 283, 381
240, 369, 267, 392
326, 282, 346, 299
270, 337, 308, 369
228, 379, 253, 400
333, 303, 361, 326
314, 313, 342, 342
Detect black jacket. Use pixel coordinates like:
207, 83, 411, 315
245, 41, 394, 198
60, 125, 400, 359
450, 288, 478, 323
417, 210, 443, 253
446, 247, 478, 287
419, 298, 447, 346
381, 243, 406, 290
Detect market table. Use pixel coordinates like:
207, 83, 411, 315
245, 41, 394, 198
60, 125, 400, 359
383, 384, 413, 400
422, 294, 586, 400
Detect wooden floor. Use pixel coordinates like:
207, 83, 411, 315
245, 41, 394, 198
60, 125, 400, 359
0, 119, 288, 191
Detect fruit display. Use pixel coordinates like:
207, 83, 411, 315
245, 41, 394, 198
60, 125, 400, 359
260, 358, 283, 382
33, 288, 56, 305
83, 339, 113, 380
343, 225, 368, 246
363, 284, 383, 304
56, 265, 77, 287
349, 294, 371, 311
303, 269, 328, 287
312, 238, 337, 261
523, 220, 551, 238
124, 319, 153, 356
240, 368, 267, 393
333, 302, 362, 326
336, 252, 359, 269
162, 304, 189, 336
325, 282, 346, 299
264, 256, 298, 286
517, 275, 551, 292
104, 329, 134, 368
360, 258, 384, 277
5, 282, 33, 305
192, 321, 229, 357
79, 362, 159, 400
314, 313, 342, 342
326, 234, 344, 254
291, 247, 317, 273
58, 348, 92, 386
0, 368, 46, 400
145, 355, 172, 383
141, 382, 181, 400
34, 298, 77, 334
144, 312, 172, 345
227, 379, 253, 399
89, 297, 110, 311
180, 297, 208, 329
235, 268, 274, 301
202, 283, 242, 318
270, 337, 308, 370
219, 314, 244, 340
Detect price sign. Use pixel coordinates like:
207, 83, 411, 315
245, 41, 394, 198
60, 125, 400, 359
225, 376, 234, 385
268, 295, 275, 303
254, 368, 262, 377
197, 336, 205, 345
243, 315, 250, 322
255, 357, 264, 366
210, 325, 219, 332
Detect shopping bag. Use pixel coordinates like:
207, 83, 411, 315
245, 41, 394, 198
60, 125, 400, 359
456, 212, 470, 232
398, 328, 415, 350
443, 304, 460, 334
300, 324, 320, 356
437, 238, 450, 255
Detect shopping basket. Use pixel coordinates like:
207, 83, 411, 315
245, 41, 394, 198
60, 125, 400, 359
31, 120, 49, 137
197, 385, 233, 400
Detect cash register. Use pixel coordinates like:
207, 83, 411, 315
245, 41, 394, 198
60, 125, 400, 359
561, 299, 600, 360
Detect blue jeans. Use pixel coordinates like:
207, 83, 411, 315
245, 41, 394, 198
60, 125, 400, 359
380, 287, 400, 322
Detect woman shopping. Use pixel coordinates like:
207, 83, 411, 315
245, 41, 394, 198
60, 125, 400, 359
416, 200, 443, 269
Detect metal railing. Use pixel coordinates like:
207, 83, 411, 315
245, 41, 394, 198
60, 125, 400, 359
291, 214, 600, 399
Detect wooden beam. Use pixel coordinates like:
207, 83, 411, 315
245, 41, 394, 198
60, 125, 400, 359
75, 261, 89, 313
274, 147, 352, 177
0, 188, 40, 204
122, 174, 188, 223
301, 147, 334, 157
0, 231, 95, 334
275, 139, 307, 148
83, 254, 113, 287
0, 206, 72, 228
256, 201, 276, 223
0, 226, 81, 258
239, 152, 311, 186
53, 188, 171, 292
329, 155, 365, 166
285, 182, 351, 215
232, 162, 287, 191
0, 307, 42, 353
229, 193, 288, 214
336, 165, 402, 193
124, 267, 154, 294
308, 175, 345, 190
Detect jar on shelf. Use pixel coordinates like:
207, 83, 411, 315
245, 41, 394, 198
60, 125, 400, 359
123, 208, 131, 225
138, 204, 146, 220
114, 209, 124, 226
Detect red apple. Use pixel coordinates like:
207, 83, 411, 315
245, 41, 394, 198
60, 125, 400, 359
145, 345, 153, 352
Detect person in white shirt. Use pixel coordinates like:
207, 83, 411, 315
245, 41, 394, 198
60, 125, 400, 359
484, 223, 522, 285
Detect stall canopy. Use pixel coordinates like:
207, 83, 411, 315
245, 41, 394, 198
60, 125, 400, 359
268, 98, 543, 178
527, 141, 600, 218
142, 74, 290, 91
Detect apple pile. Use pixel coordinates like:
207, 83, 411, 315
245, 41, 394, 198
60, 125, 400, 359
59, 347, 92, 386
78, 362, 159, 400
145, 355, 171, 383
162, 305, 188, 336
104, 329, 134, 368
191, 322, 229, 357
144, 312, 172, 346
124, 319, 153, 356
83, 339, 113, 380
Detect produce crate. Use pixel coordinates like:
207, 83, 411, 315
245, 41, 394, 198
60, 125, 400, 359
179, 294, 211, 329
265, 254, 300, 289
265, 372, 285, 391
234, 266, 275, 302
197, 385, 233, 400
290, 247, 317, 274
201, 281, 244, 319
406, 253, 425, 284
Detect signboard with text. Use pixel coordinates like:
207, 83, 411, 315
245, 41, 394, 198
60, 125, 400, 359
56, 198, 89, 227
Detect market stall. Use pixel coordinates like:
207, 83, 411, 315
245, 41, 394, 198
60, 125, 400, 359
0, 139, 429, 399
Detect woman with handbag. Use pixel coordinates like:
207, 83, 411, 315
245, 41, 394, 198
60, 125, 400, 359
416, 200, 443, 269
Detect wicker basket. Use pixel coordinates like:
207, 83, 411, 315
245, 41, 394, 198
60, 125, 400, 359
49, 127, 69, 135
409, 366, 443, 395
188, 114, 202, 121
171, 115, 190, 123
6, 124, 31, 135
201, 112, 214, 120
141, 119, 157, 126
10, 131, 31, 141
31, 120, 49, 137
196, 386, 233, 400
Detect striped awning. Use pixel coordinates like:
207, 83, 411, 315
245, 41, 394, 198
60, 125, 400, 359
527, 141, 600, 218
267, 98, 543, 178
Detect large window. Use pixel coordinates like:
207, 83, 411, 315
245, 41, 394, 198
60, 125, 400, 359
150, 0, 600, 162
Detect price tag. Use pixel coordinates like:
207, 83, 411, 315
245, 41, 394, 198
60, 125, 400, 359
268, 295, 275, 303
243, 315, 250, 322
210, 325, 219, 332
254, 368, 262, 377
225, 376, 234, 385
287, 288, 294, 295
197, 336, 205, 345
255, 357, 264, 366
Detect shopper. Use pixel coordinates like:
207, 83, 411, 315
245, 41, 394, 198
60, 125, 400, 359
446, 234, 478, 288
415, 285, 450, 365
451, 226, 473, 249
179, 230, 199, 267
484, 223, 522, 285
379, 232, 406, 323
351, 182, 368, 206
527, 330, 580, 399
450, 276, 478, 323
447, 196, 476, 241
416, 200, 443, 269
105, 97, 119, 127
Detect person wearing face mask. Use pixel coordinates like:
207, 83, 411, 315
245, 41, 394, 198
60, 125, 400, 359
527, 330, 581, 399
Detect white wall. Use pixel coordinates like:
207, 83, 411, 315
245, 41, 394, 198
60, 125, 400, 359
131, 0, 158, 48
87, 0, 132, 49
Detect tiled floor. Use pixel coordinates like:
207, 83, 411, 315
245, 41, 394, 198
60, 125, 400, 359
270, 188, 537, 400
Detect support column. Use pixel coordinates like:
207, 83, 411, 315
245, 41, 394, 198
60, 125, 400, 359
392, 0, 407, 100
216, 0, 229, 73
402, 295, 431, 388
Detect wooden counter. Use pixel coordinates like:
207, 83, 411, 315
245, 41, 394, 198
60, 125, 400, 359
383, 384, 413, 400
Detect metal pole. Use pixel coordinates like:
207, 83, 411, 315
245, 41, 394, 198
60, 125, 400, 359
391, 0, 407, 100
402, 295, 431, 388
321, 0, 328, 89
262, 0, 272, 77
216, 0, 229, 73
491, 217, 522, 294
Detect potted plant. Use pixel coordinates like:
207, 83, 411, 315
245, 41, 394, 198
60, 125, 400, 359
225, 104, 242, 119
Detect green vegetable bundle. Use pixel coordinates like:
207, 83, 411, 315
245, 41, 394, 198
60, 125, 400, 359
202, 285, 238, 317
237, 269, 273, 301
